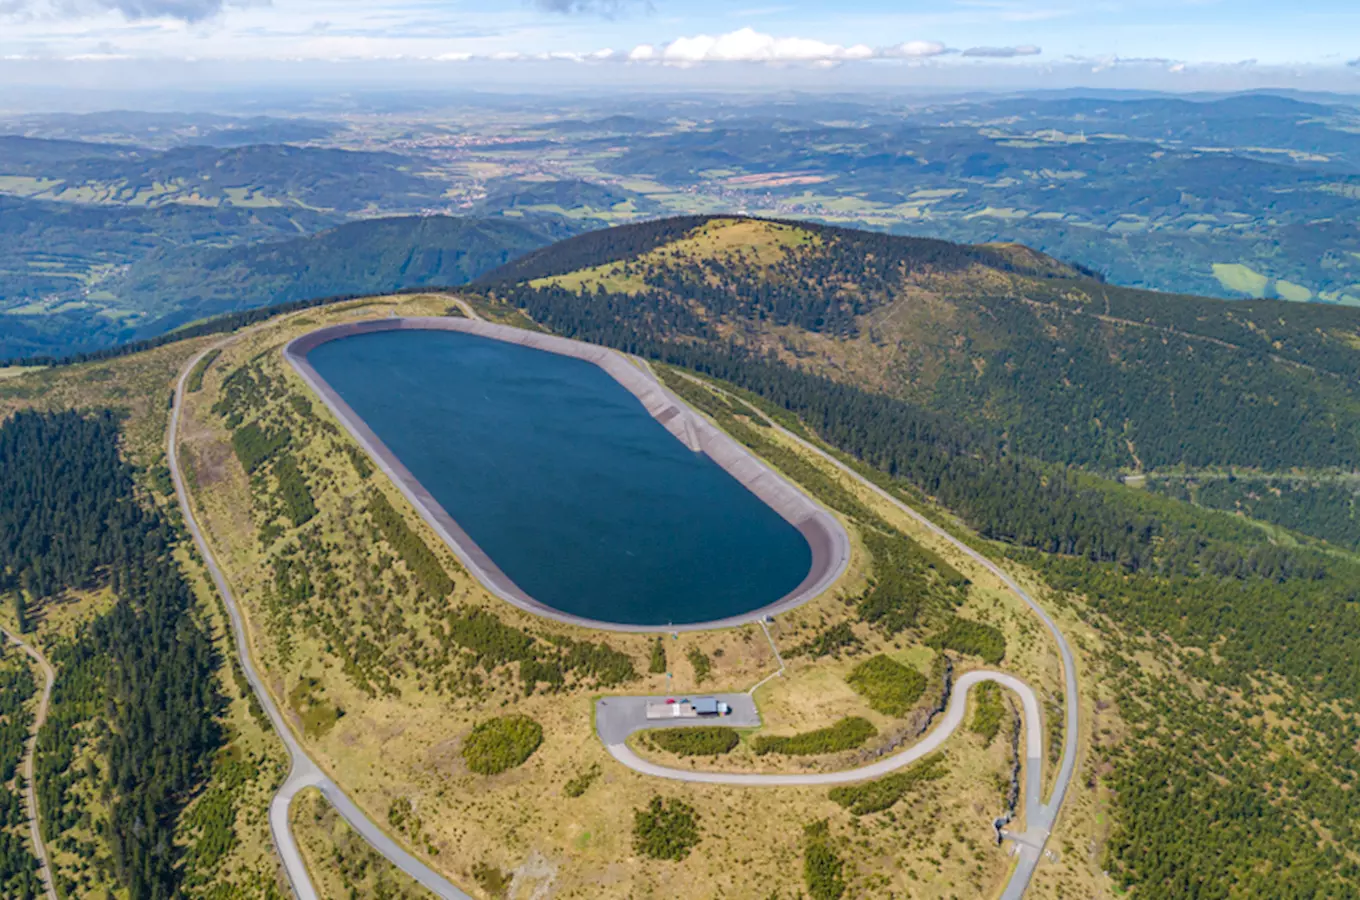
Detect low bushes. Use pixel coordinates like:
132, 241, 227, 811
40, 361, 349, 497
648, 727, 740, 757
633, 796, 701, 860
934, 617, 1006, 664
803, 820, 847, 900
368, 491, 454, 596
970, 681, 1005, 743
827, 752, 948, 815
462, 715, 543, 775
786, 622, 861, 659
753, 717, 877, 757
274, 452, 316, 526
649, 636, 668, 674
846, 655, 927, 716
563, 764, 601, 798
686, 647, 712, 683
185, 348, 219, 393
231, 422, 290, 474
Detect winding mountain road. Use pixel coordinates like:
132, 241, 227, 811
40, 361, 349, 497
167, 302, 1076, 900
1, 626, 58, 900
622, 369, 1082, 899
169, 341, 473, 900
758, 400, 1080, 900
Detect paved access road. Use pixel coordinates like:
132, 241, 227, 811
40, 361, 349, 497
1, 627, 59, 900
598, 671, 1041, 788
169, 339, 473, 900
608, 370, 1081, 900
756, 406, 1080, 900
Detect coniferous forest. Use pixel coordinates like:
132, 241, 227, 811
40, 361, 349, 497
0, 410, 224, 899
476, 218, 1360, 897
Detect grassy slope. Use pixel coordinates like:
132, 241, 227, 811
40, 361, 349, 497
488, 216, 1360, 896
176, 291, 1080, 899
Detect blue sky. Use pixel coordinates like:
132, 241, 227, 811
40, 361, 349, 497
1, 0, 1357, 91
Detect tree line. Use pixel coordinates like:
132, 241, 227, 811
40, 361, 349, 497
0, 410, 224, 899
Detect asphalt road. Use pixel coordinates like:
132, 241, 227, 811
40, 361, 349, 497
165, 307, 1076, 900
761, 414, 1079, 900
170, 339, 473, 900
1, 627, 58, 900
620, 369, 1081, 899
598, 671, 1041, 789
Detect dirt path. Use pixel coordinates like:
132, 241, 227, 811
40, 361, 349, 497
2, 626, 59, 900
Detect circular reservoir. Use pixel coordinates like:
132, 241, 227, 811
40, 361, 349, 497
300, 326, 822, 627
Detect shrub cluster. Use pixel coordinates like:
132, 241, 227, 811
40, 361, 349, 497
649, 636, 667, 674
231, 422, 290, 474
803, 820, 847, 900
970, 681, 1005, 743
686, 647, 712, 683
440, 608, 637, 694
648, 726, 740, 757
462, 715, 543, 775
633, 796, 701, 860
846, 655, 927, 716
786, 622, 861, 659
827, 752, 949, 815
368, 490, 454, 596
753, 717, 877, 757
563, 764, 601, 798
934, 617, 1006, 664
185, 348, 220, 393
274, 452, 317, 526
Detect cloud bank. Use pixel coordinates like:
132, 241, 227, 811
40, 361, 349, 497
616, 29, 962, 65
962, 44, 1041, 58
5, 0, 231, 20
532, 0, 648, 16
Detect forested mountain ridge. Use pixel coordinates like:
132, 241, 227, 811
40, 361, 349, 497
481, 215, 1360, 474
471, 217, 1360, 896
110, 214, 565, 337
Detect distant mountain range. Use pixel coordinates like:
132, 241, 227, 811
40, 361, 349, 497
0, 214, 563, 359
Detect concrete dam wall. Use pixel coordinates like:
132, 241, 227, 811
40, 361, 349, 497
284, 315, 851, 632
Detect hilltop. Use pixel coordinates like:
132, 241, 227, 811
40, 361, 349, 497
481, 215, 1360, 474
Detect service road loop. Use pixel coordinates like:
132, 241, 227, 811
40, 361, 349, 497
646, 371, 1081, 900
170, 338, 474, 900
597, 671, 1041, 787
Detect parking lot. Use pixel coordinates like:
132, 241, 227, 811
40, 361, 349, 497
595, 693, 761, 746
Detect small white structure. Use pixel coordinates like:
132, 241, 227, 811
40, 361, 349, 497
645, 697, 731, 720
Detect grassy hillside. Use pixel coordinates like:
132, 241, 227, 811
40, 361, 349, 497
483, 215, 1360, 474
477, 215, 1360, 896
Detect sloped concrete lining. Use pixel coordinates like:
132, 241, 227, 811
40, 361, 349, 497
284, 316, 851, 633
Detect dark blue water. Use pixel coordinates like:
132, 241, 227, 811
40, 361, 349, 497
307, 329, 813, 625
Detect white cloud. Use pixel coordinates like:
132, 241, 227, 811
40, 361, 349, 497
657, 28, 867, 64
617, 28, 945, 66
883, 40, 948, 59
